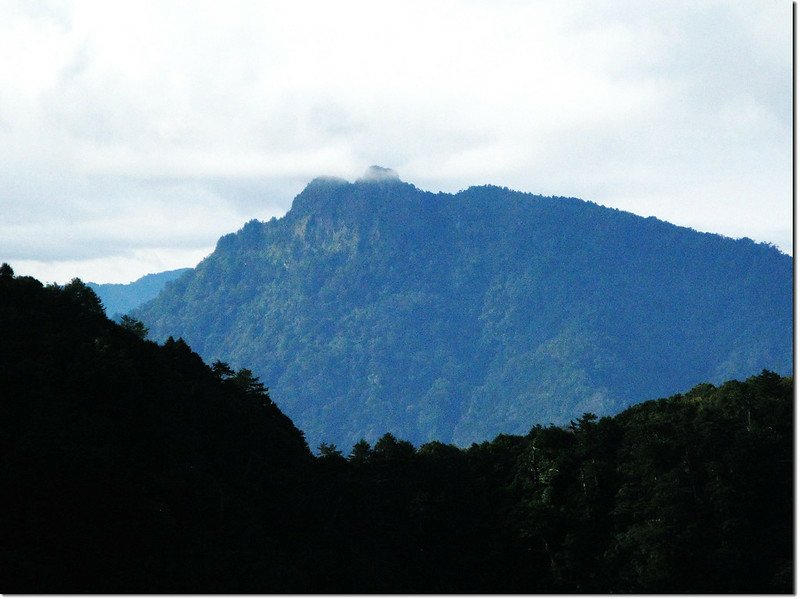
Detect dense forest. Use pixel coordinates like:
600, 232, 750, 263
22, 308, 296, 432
133, 170, 792, 450
1, 264, 793, 593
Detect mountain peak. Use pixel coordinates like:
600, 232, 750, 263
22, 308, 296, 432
135, 179, 791, 450
358, 165, 400, 183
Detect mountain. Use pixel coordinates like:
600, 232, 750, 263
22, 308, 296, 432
306, 370, 793, 593
0, 264, 792, 592
88, 268, 191, 318
133, 168, 792, 450
0, 264, 312, 592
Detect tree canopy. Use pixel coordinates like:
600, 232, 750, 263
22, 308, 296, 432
1, 265, 792, 593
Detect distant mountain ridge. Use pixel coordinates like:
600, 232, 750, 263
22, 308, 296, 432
89, 268, 191, 317
134, 168, 792, 449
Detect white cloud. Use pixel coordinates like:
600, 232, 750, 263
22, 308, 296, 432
0, 0, 791, 283
13, 246, 213, 285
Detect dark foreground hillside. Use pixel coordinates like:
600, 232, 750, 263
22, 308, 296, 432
0, 264, 313, 592
1, 265, 793, 593
134, 168, 792, 450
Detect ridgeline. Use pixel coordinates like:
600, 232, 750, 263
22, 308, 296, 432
133, 169, 792, 449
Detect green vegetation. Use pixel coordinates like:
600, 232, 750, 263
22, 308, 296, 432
88, 268, 191, 319
308, 370, 793, 593
133, 175, 792, 449
1, 264, 792, 592
1, 265, 312, 592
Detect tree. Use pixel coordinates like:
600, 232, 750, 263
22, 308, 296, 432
349, 439, 372, 464
211, 360, 236, 380
231, 368, 270, 401
62, 278, 105, 315
119, 315, 149, 340
372, 433, 416, 461
317, 442, 344, 461
569, 412, 598, 433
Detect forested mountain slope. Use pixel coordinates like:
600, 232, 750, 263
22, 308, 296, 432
308, 369, 793, 593
88, 267, 191, 318
0, 264, 312, 592
134, 168, 792, 449
1, 264, 792, 592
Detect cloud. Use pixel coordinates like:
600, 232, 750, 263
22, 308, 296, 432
13, 247, 213, 286
0, 0, 791, 282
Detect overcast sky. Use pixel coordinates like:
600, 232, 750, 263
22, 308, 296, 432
1, 0, 792, 283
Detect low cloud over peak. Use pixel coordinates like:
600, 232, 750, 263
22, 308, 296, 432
358, 165, 401, 183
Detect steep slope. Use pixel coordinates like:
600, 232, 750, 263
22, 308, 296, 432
88, 267, 191, 318
134, 168, 792, 449
0, 265, 312, 592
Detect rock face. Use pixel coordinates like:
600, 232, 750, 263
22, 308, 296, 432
134, 172, 793, 450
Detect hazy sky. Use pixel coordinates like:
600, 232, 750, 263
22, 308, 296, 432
1, 0, 792, 283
